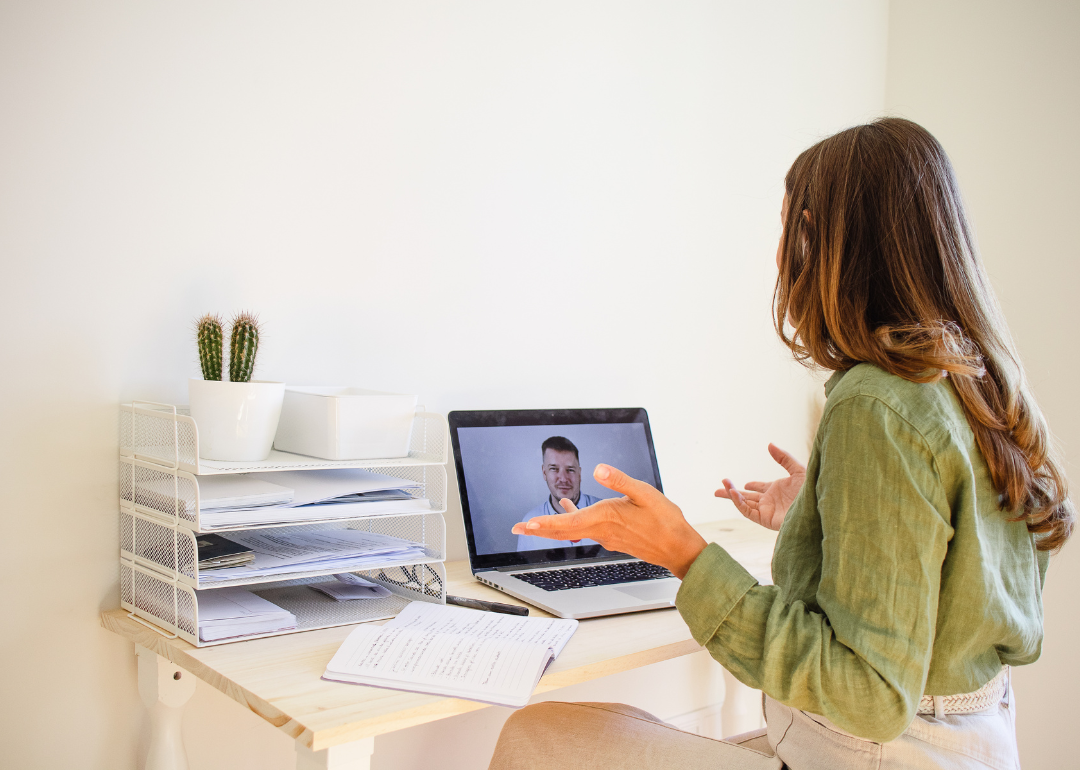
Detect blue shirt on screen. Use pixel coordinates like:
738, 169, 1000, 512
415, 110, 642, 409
515, 493, 603, 552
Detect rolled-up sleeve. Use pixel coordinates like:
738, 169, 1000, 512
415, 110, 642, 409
676, 395, 953, 742
676, 543, 758, 645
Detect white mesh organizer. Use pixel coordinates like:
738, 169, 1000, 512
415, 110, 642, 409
118, 456, 447, 532
118, 401, 450, 646
120, 509, 446, 589
120, 558, 447, 646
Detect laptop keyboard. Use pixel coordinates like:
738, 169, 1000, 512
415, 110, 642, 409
512, 562, 674, 592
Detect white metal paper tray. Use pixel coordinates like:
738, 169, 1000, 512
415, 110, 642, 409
119, 456, 447, 533
120, 558, 446, 647
119, 402, 448, 475
120, 508, 446, 589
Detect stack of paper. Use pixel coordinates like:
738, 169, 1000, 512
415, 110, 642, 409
197, 529, 429, 584
136, 468, 431, 529
197, 587, 297, 642
194, 476, 294, 511
198, 469, 430, 529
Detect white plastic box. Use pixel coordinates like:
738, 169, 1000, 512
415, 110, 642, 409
273, 387, 418, 460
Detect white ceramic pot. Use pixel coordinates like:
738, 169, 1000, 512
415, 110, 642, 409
188, 379, 285, 461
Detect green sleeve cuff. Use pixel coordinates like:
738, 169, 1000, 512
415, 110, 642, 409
676, 542, 759, 647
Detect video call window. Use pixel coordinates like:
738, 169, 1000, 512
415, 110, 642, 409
455, 422, 659, 556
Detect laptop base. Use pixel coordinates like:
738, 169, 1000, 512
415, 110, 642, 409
476, 568, 680, 620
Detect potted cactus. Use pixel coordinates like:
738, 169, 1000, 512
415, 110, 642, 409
188, 312, 285, 461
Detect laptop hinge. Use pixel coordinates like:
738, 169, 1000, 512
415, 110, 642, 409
491, 554, 636, 573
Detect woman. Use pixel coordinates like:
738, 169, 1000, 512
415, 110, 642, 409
487, 118, 1073, 769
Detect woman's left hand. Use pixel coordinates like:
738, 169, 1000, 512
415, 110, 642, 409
510, 464, 708, 579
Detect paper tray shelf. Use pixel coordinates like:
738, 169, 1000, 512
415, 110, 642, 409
120, 558, 446, 647
119, 403, 448, 475
120, 508, 445, 589
119, 456, 447, 533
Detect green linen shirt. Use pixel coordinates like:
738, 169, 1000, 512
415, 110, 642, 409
676, 363, 1049, 743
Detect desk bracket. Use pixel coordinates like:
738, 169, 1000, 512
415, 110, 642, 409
136, 644, 196, 770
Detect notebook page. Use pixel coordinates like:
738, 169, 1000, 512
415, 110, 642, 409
323, 603, 578, 706
384, 602, 577, 655
327, 626, 550, 698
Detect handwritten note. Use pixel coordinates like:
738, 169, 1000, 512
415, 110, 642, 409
323, 602, 578, 707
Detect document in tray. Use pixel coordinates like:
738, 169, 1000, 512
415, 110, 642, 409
203, 495, 431, 530
135, 468, 429, 529
200, 469, 428, 529
195, 475, 294, 510
312, 575, 393, 601
133, 475, 293, 518
197, 529, 429, 584
322, 601, 578, 708
256, 470, 419, 507
197, 587, 297, 642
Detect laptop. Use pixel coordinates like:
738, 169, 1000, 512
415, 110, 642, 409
448, 408, 680, 619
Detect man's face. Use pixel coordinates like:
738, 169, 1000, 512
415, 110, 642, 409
542, 449, 581, 503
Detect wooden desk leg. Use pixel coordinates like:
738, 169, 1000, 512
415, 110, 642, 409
295, 738, 376, 770
136, 645, 197, 770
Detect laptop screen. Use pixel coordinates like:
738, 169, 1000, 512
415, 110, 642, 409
448, 409, 662, 571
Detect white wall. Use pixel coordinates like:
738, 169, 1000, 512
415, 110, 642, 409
0, 2, 889, 768
886, 2, 1080, 766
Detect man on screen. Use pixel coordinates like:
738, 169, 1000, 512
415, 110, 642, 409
516, 436, 602, 551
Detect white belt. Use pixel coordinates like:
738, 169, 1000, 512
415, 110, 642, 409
916, 667, 1009, 717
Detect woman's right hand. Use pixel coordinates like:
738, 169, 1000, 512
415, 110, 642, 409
715, 443, 806, 531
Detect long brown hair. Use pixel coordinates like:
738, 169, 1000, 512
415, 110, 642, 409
776, 117, 1073, 551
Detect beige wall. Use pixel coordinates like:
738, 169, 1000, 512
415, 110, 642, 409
0, 2, 892, 768
886, 1, 1080, 766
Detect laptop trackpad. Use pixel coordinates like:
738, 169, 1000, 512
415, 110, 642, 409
614, 581, 678, 602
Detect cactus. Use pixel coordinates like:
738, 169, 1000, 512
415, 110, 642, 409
229, 311, 261, 383
195, 313, 223, 381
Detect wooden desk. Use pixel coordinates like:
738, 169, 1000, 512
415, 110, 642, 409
103, 518, 776, 770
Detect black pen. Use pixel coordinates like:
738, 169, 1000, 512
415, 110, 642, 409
446, 594, 530, 616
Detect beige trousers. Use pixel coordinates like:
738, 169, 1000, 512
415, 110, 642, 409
488, 677, 1019, 769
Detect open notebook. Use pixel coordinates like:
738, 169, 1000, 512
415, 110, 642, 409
322, 601, 578, 708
